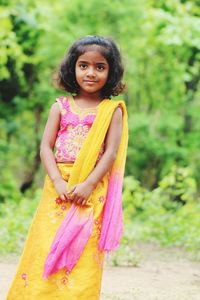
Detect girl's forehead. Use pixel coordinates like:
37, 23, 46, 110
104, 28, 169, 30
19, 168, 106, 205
77, 45, 108, 63
77, 51, 108, 63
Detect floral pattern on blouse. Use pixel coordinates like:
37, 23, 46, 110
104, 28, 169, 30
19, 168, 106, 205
63, 124, 90, 160
54, 96, 105, 163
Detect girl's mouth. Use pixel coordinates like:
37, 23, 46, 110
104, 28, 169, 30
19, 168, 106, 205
84, 80, 98, 83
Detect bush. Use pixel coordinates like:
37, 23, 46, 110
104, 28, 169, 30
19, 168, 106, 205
0, 189, 41, 254
122, 165, 200, 253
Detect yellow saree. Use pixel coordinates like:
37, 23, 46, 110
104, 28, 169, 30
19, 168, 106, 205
6, 98, 128, 300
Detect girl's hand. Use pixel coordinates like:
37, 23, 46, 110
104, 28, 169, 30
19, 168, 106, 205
67, 181, 94, 206
53, 177, 69, 202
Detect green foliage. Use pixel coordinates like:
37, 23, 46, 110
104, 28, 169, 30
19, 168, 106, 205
0, 189, 41, 254
0, 6, 27, 81
123, 165, 200, 253
1, 0, 200, 192
127, 111, 200, 188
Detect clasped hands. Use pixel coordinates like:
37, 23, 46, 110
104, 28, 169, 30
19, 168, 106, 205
53, 177, 95, 206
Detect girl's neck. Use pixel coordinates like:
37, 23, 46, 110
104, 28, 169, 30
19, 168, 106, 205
74, 91, 103, 105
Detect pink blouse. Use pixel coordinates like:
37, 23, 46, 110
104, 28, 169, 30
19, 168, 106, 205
54, 96, 105, 163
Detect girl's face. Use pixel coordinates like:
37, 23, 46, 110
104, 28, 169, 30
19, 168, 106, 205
75, 50, 109, 97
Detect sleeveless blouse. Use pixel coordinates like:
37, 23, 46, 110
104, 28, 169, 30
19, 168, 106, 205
54, 96, 105, 163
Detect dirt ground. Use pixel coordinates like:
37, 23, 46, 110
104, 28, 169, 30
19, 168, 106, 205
1, 242, 200, 300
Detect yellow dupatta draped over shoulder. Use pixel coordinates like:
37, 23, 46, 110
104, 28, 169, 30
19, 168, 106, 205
43, 99, 128, 279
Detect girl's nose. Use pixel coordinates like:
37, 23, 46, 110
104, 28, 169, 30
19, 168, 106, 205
86, 67, 96, 77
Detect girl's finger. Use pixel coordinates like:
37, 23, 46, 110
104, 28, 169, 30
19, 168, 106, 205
81, 199, 87, 206
67, 194, 73, 203
73, 194, 80, 204
70, 193, 77, 203
76, 197, 83, 205
60, 194, 66, 201
76, 198, 82, 205
67, 186, 76, 195
63, 192, 70, 202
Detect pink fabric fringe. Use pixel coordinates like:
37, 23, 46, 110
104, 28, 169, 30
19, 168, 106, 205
98, 172, 123, 252
43, 204, 93, 279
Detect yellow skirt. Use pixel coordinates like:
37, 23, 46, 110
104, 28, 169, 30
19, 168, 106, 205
7, 163, 109, 300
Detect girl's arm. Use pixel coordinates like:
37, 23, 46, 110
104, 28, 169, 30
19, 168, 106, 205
40, 103, 69, 200
85, 106, 123, 187
69, 106, 123, 205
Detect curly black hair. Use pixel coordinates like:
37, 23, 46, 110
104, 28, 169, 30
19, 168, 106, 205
53, 35, 125, 99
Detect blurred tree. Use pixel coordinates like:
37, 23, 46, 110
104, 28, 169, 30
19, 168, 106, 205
0, 0, 200, 199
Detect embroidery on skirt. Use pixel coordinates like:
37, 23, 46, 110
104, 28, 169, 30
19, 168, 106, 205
94, 219, 101, 240
21, 273, 28, 287
47, 197, 69, 223
50, 268, 75, 290
98, 195, 105, 203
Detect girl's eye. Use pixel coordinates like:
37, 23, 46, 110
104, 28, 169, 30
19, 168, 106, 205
80, 64, 87, 69
97, 65, 105, 71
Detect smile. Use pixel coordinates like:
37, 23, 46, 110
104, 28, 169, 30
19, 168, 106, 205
84, 80, 98, 83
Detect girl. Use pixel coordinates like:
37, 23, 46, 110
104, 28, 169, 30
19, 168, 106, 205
7, 35, 128, 300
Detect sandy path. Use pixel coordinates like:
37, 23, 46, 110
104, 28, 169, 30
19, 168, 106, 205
1, 243, 200, 300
